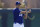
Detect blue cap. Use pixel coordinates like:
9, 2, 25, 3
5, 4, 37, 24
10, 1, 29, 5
16, 1, 21, 5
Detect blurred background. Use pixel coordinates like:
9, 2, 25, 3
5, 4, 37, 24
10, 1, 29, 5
0, 0, 40, 27
0, 0, 40, 8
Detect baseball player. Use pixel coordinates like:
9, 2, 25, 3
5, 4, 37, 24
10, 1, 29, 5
13, 1, 27, 27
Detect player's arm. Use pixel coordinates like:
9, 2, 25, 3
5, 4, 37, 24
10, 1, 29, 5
23, 9, 31, 19
20, 11, 26, 14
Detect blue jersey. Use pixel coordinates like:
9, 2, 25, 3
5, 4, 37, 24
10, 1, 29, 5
13, 8, 23, 24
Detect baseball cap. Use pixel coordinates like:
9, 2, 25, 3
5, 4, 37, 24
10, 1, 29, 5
16, 1, 21, 5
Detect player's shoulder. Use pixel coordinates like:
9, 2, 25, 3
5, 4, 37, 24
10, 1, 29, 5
13, 8, 16, 10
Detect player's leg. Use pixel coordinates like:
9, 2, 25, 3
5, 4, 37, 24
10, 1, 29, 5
13, 23, 20, 27
20, 23, 24, 27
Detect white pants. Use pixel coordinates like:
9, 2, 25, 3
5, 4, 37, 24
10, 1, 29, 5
13, 23, 24, 27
